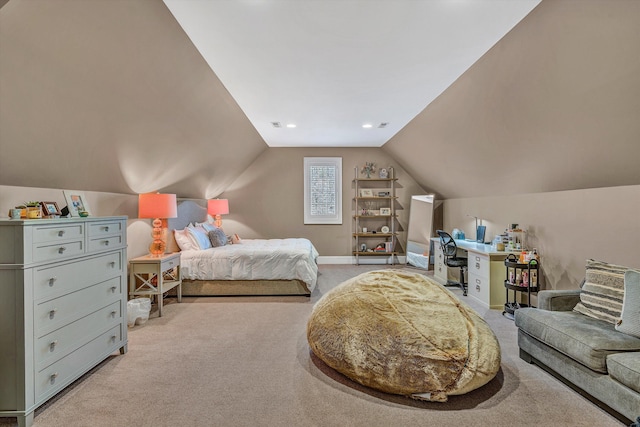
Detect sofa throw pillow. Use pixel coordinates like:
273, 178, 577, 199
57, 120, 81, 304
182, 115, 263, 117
615, 270, 640, 338
208, 228, 228, 247
186, 226, 212, 250
573, 259, 627, 325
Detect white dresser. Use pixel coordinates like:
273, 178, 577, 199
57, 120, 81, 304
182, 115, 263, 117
0, 216, 128, 427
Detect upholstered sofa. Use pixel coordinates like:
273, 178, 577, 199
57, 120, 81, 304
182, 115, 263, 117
515, 263, 640, 423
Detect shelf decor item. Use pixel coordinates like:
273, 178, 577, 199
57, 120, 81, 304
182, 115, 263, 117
41, 201, 61, 217
361, 162, 376, 178
138, 193, 178, 256
63, 190, 91, 217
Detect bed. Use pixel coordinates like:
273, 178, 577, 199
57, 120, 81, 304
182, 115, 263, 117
167, 200, 319, 296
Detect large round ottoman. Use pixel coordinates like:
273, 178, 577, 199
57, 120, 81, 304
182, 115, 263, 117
307, 270, 501, 402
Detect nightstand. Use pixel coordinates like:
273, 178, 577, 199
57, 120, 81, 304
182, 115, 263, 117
129, 252, 182, 317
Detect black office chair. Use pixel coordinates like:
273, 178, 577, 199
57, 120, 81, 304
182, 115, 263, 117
437, 230, 468, 296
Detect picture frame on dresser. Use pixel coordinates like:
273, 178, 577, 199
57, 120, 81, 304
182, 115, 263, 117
41, 201, 61, 216
63, 190, 91, 217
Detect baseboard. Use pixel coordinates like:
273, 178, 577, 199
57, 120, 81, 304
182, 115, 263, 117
317, 256, 407, 265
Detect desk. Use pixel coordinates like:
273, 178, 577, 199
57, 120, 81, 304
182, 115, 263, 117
431, 238, 517, 309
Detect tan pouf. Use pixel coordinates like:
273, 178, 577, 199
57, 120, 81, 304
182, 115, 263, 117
307, 270, 501, 402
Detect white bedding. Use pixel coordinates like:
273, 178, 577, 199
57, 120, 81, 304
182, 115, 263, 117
179, 238, 319, 292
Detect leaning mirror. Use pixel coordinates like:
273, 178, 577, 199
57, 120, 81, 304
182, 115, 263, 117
406, 195, 435, 269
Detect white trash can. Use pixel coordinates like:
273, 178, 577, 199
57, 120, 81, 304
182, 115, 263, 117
127, 297, 151, 327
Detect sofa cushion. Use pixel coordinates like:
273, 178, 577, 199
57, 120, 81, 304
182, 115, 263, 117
607, 352, 640, 393
515, 307, 640, 373
573, 259, 626, 325
616, 270, 640, 338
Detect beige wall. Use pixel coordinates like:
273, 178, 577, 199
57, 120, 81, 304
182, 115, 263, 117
0, 0, 266, 199
219, 148, 425, 256
443, 184, 640, 292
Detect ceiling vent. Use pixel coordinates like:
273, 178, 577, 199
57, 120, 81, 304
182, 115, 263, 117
378, 122, 389, 128
271, 122, 282, 128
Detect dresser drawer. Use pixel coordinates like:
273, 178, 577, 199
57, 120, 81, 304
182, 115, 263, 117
32, 223, 84, 244
35, 300, 122, 370
34, 252, 122, 300
88, 234, 124, 253
468, 253, 489, 278
88, 220, 123, 238
33, 240, 84, 263
469, 272, 490, 303
35, 277, 122, 337
35, 324, 122, 403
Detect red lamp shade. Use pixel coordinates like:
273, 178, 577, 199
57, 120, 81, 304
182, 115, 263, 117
139, 193, 178, 219
207, 199, 229, 216
208, 199, 229, 228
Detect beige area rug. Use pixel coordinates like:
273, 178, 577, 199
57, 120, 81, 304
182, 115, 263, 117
1, 265, 623, 427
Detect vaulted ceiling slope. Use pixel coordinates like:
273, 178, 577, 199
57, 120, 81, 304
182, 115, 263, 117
163, 0, 540, 148
0, 0, 266, 199
384, 0, 640, 199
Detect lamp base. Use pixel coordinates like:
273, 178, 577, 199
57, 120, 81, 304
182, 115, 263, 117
149, 218, 166, 256
214, 215, 223, 228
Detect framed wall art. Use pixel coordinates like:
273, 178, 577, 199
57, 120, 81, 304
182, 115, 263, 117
380, 208, 391, 216
63, 190, 91, 217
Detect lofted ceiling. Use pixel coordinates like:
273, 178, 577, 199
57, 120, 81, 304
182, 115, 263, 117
163, 0, 541, 148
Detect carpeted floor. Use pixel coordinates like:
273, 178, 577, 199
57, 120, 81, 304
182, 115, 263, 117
1, 265, 624, 426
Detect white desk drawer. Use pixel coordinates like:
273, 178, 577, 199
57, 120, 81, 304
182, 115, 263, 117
32, 224, 84, 244
88, 234, 123, 253
468, 253, 489, 278
35, 324, 122, 403
88, 221, 123, 237
34, 252, 122, 300
33, 240, 84, 263
35, 277, 122, 337
36, 300, 122, 370
469, 272, 490, 303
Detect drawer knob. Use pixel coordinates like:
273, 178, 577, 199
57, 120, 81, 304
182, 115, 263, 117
58, 230, 65, 237
49, 309, 57, 318
111, 311, 117, 318
109, 261, 116, 267
104, 226, 109, 232
48, 277, 57, 286
103, 240, 110, 246
476, 285, 481, 292
110, 286, 117, 293
475, 262, 480, 269
111, 335, 117, 342
49, 340, 58, 351
475, 256, 480, 261
50, 372, 59, 383
476, 278, 481, 284
58, 246, 66, 254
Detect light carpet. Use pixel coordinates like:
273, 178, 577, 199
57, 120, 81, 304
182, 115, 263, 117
1, 265, 624, 426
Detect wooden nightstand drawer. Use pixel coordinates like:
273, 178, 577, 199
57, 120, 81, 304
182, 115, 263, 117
35, 324, 122, 403
35, 300, 122, 370
34, 252, 122, 300
35, 277, 122, 336
32, 224, 84, 244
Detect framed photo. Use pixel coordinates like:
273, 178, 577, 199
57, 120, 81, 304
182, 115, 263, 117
360, 189, 374, 197
63, 190, 91, 217
380, 207, 391, 216
41, 201, 61, 216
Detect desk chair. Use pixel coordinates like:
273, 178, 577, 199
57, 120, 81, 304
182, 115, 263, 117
437, 230, 468, 296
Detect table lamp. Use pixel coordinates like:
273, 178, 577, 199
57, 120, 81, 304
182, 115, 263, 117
208, 199, 229, 228
139, 193, 178, 256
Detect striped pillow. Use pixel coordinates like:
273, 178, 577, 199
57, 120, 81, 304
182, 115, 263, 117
573, 259, 627, 324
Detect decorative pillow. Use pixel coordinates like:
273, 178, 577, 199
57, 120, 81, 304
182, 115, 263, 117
231, 233, 242, 244
573, 259, 627, 324
174, 229, 198, 251
186, 226, 212, 250
615, 270, 640, 338
198, 222, 217, 233
208, 228, 228, 247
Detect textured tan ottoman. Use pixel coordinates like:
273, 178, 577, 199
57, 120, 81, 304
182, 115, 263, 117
307, 270, 501, 402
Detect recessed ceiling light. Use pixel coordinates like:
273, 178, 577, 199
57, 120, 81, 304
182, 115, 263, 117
362, 124, 373, 129
286, 123, 296, 128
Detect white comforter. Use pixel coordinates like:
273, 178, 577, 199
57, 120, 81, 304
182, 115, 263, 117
179, 238, 319, 291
